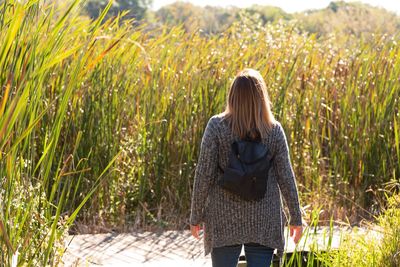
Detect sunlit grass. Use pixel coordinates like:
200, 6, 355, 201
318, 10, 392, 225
279, 191, 400, 267
314, 193, 400, 267
0, 0, 117, 265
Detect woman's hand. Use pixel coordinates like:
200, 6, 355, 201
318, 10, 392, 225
190, 224, 203, 240
289, 225, 303, 244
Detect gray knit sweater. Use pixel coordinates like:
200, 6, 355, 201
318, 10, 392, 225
190, 114, 302, 256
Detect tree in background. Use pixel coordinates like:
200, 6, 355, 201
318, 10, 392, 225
86, 0, 152, 21
85, 1, 400, 36
241, 5, 292, 24
155, 2, 240, 33
297, 1, 400, 36
156, 2, 205, 32
155, 3, 293, 34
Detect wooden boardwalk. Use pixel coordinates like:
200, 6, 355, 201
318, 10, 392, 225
62, 227, 344, 267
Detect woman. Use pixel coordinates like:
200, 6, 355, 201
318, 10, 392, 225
190, 68, 303, 267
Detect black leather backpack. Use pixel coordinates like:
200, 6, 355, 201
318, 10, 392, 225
217, 136, 273, 201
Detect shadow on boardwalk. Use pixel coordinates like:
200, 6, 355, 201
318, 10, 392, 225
63, 230, 210, 266
62, 228, 345, 266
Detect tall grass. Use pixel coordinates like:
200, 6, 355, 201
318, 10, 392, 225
277, 191, 400, 267
0, 0, 399, 249
315, 192, 400, 267
103, 20, 400, 228
0, 0, 118, 265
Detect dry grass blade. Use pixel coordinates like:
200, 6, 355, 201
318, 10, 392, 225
0, 219, 15, 254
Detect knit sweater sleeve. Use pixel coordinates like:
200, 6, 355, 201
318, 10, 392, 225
190, 117, 219, 225
274, 123, 302, 226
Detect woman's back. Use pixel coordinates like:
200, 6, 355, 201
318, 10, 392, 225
190, 69, 303, 266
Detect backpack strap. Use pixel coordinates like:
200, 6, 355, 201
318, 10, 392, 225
218, 164, 224, 174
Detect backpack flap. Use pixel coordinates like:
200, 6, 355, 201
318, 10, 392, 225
218, 140, 272, 201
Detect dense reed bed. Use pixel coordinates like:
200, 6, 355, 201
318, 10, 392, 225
0, 0, 118, 265
0, 0, 399, 264
95, 20, 400, 228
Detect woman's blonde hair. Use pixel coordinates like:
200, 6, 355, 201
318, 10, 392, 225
224, 68, 275, 139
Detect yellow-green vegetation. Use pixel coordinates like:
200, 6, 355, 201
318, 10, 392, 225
281, 192, 400, 267
0, 0, 399, 265
0, 0, 118, 265
317, 193, 400, 267
154, 1, 400, 35
296, 1, 400, 36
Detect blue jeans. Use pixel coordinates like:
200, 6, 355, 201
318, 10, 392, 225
211, 243, 274, 267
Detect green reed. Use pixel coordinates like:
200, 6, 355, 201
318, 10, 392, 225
280, 191, 400, 267
317, 192, 400, 267
106, 21, 399, 227
0, 0, 117, 265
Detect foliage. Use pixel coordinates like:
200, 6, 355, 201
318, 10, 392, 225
85, 0, 152, 21
72, 16, 400, 230
152, 1, 400, 36
317, 193, 400, 267
242, 5, 292, 24
155, 2, 239, 34
0, 0, 117, 265
154, 3, 291, 34
297, 1, 400, 36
